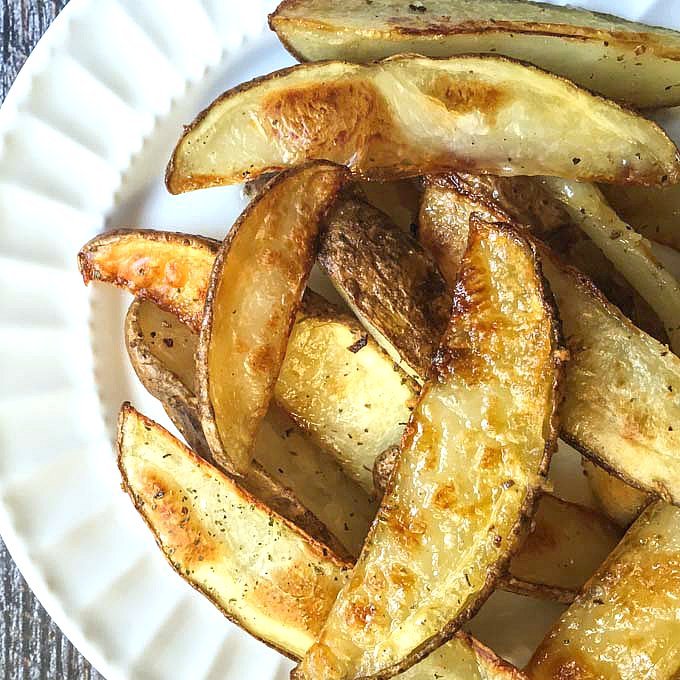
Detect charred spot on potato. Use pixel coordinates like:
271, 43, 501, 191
423, 75, 506, 121
433, 483, 457, 510
261, 79, 392, 161
383, 506, 427, 547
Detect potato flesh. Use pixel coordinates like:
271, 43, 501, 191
582, 459, 650, 529
527, 502, 680, 680
600, 182, 680, 251
278, 297, 418, 494
293, 223, 561, 679
507, 494, 620, 601
167, 55, 680, 192
541, 177, 680, 353
270, 0, 680, 108
198, 163, 348, 474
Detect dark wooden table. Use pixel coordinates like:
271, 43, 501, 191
0, 2, 103, 678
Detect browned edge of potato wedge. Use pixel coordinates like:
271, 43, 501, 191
582, 458, 652, 529
119, 402, 526, 678
319, 194, 451, 381
166, 54, 680, 193
419, 178, 680, 505
78, 229, 217, 331
124, 297, 358, 559
293, 219, 564, 679
526, 500, 680, 679
269, 0, 680, 108
117, 402, 352, 661
196, 162, 349, 475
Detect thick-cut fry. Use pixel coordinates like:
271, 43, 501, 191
269, 0, 680, 108
78, 229, 417, 496
420, 180, 680, 504
197, 163, 349, 474
582, 459, 650, 528
119, 404, 525, 678
526, 501, 680, 680
166, 55, 680, 193
600, 182, 680, 250
293, 220, 563, 679
319, 196, 451, 380
503, 494, 620, 604
541, 177, 680, 353
126, 297, 376, 557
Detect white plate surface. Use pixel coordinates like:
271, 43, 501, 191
0, 0, 678, 678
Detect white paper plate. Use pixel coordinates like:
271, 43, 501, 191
0, 1, 677, 678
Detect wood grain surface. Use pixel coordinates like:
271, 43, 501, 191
0, 3, 104, 678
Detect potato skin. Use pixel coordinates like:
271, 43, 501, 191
319, 195, 451, 380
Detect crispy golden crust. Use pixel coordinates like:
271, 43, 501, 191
293, 219, 564, 679
166, 54, 680, 192
78, 229, 218, 331
319, 195, 451, 380
196, 162, 349, 474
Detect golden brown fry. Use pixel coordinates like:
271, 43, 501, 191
197, 163, 349, 474
166, 55, 680, 192
293, 219, 563, 679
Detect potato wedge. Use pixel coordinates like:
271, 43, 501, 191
119, 404, 525, 677
600, 182, 680, 250
278, 293, 418, 494
126, 297, 376, 557
293, 220, 563, 679
197, 163, 349, 474
526, 501, 680, 680
79, 229, 217, 331
503, 494, 620, 604
419, 180, 680, 504
118, 402, 352, 660
540, 249, 680, 504
319, 196, 451, 380
269, 0, 680, 108
78, 230, 417, 496
166, 55, 680, 193
541, 177, 680, 353
582, 458, 651, 529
